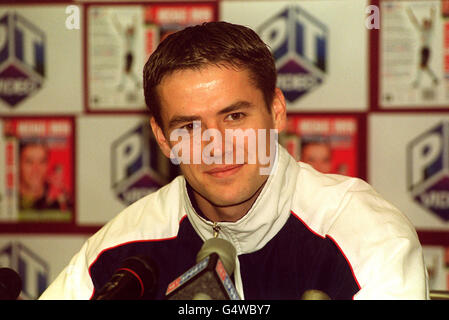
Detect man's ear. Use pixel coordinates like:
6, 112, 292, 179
271, 88, 287, 132
150, 117, 172, 159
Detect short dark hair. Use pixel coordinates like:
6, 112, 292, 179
143, 21, 277, 129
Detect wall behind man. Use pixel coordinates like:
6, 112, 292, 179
0, 0, 448, 298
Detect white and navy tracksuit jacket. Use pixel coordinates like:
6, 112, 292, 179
40, 145, 428, 300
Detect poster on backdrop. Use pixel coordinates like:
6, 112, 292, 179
280, 115, 360, 178
0, 5, 83, 114
76, 115, 179, 226
369, 114, 449, 231
0, 117, 74, 223
220, 0, 368, 111
0, 235, 88, 300
422, 245, 448, 291
87, 3, 215, 112
380, 0, 449, 108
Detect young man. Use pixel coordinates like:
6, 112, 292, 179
40, 22, 428, 300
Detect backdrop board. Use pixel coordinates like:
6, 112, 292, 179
76, 114, 179, 226
220, 0, 368, 112
0, 234, 88, 300
369, 113, 449, 231
3, 0, 449, 300
379, 0, 449, 109
86, 2, 216, 112
0, 5, 83, 114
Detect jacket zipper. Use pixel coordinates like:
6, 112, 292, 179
212, 222, 221, 238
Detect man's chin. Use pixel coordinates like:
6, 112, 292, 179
204, 194, 248, 208
203, 184, 264, 208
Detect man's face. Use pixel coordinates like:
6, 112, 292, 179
300, 143, 332, 174
151, 65, 286, 208
20, 144, 48, 192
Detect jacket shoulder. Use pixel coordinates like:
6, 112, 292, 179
290, 162, 427, 299
85, 176, 186, 263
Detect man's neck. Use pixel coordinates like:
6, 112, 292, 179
186, 182, 266, 223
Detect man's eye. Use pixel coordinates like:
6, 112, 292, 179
181, 122, 200, 131
181, 123, 193, 131
225, 112, 245, 121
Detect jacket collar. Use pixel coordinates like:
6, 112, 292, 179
181, 144, 298, 255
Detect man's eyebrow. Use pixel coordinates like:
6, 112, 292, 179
217, 101, 254, 115
167, 101, 253, 129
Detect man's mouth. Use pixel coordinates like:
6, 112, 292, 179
204, 164, 244, 178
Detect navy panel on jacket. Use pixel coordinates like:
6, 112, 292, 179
89, 216, 204, 300
238, 213, 360, 299
89, 213, 360, 300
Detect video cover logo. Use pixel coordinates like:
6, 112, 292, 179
0, 12, 45, 107
0, 242, 49, 300
407, 122, 449, 220
111, 121, 179, 205
258, 5, 328, 103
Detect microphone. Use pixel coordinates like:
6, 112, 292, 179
91, 255, 158, 300
301, 290, 331, 300
0, 268, 22, 300
166, 238, 241, 300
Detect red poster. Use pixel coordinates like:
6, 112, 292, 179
281, 115, 359, 177
2, 118, 74, 222
144, 3, 216, 55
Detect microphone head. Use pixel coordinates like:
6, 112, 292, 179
301, 289, 331, 300
0, 268, 22, 300
120, 255, 159, 299
193, 292, 212, 300
196, 238, 237, 276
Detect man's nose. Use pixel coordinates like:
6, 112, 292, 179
200, 123, 231, 163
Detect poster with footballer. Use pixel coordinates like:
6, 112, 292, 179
379, 0, 449, 109
280, 114, 362, 178
422, 245, 449, 291
0, 117, 74, 224
87, 3, 216, 112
